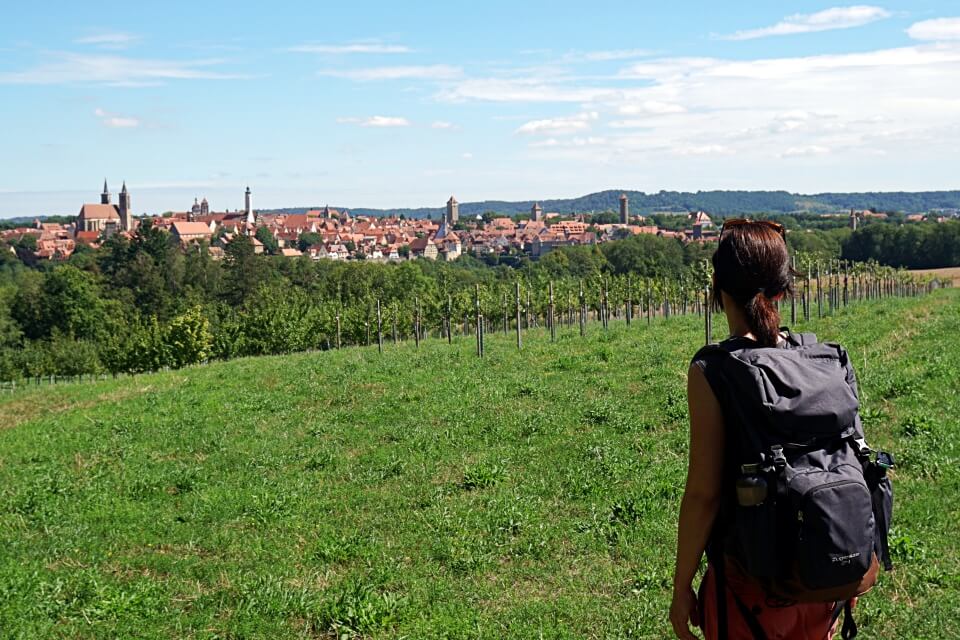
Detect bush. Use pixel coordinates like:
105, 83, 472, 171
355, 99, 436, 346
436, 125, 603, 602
166, 306, 212, 368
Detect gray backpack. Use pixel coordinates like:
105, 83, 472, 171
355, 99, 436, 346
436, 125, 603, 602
694, 331, 893, 639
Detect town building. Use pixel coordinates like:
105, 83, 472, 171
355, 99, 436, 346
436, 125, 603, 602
77, 180, 136, 234
446, 196, 459, 225
531, 202, 543, 222
171, 220, 215, 245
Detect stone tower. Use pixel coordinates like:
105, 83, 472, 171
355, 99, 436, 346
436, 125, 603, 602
446, 196, 459, 225
245, 186, 254, 225
119, 181, 132, 231
531, 202, 543, 222
200, 197, 209, 216
849, 208, 858, 231
101, 179, 111, 205
619, 193, 629, 224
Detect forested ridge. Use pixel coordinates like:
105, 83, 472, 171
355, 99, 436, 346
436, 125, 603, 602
268, 189, 960, 218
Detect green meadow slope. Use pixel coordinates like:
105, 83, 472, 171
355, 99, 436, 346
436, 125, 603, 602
1, 290, 958, 639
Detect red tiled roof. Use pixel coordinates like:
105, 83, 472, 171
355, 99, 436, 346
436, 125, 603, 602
79, 204, 120, 220
171, 221, 213, 236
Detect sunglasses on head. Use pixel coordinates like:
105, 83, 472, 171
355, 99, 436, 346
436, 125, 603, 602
719, 218, 785, 241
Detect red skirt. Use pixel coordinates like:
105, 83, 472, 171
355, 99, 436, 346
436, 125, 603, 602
698, 560, 840, 640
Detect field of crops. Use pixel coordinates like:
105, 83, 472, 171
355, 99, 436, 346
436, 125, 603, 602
1, 289, 958, 639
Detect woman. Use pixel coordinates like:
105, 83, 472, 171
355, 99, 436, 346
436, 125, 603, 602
670, 220, 842, 640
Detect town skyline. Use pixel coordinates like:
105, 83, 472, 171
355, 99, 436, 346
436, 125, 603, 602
3, 1, 960, 217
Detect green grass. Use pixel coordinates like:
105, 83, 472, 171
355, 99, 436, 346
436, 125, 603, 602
1, 290, 958, 639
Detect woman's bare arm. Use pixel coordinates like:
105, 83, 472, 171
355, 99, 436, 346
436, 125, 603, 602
670, 363, 726, 638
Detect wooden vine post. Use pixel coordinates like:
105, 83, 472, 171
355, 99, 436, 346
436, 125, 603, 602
578, 280, 586, 337
704, 285, 712, 345
549, 281, 556, 342
502, 293, 508, 334
515, 281, 523, 350
376, 299, 383, 354
447, 296, 453, 344
414, 296, 420, 349
475, 284, 484, 358
790, 255, 797, 325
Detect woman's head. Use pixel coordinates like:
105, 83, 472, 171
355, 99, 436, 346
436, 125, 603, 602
711, 220, 793, 347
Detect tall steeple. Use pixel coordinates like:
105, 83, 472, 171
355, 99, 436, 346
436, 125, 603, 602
101, 179, 111, 205
245, 186, 254, 225
119, 181, 132, 231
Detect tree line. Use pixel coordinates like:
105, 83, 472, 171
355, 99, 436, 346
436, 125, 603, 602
0, 222, 714, 381
0, 218, 954, 383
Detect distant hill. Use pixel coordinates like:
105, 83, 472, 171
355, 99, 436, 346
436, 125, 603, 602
9, 190, 960, 225
270, 189, 960, 219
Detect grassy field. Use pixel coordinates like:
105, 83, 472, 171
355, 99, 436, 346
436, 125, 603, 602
1, 290, 958, 639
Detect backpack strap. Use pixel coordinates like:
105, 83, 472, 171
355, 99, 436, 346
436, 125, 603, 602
841, 600, 859, 639
730, 590, 770, 640
710, 551, 768, 640
712, 551, 730, 640
784, 329, 818, 347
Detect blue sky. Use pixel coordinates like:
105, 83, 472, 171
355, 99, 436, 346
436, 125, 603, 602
1, 1, 959, 217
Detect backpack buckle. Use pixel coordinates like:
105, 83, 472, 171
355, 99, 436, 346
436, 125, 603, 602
770, 445, 787, 472
852, 437, 872, 459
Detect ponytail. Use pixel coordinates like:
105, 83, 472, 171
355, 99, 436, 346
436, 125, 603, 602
744, 293, 781, 347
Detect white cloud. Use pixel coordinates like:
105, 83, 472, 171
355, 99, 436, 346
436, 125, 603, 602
319, 65, 462, 81
908, 17, 960, 41
337, 116, 411, 127
75, 33, 139, 49
566, 49, 654, 62
462, 152, 474, 159
530, 136, 607, 148
497, 41, 960, 170
722, 5, 891, 41
516, 111, 599, 135
431, 121, 457, 129
94, 107, 140, 128
781, 145, 832, 157
0, 53, 243, 85
675, 144, 732, 156
439, 78, 618, 103
617, 101, 686, 116
288, 43, 411, 54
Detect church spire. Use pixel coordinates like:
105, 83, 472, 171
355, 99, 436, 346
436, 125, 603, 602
121, 181, 127, 194
101, 178, 111, 205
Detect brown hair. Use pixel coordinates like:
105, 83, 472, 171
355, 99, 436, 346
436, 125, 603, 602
711, 222, 794, 347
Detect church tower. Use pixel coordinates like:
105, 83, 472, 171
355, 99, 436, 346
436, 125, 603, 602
619, 193, 629, 224
446, 196, 459, 225
101, 179, 111, 205
531, 202, 543, 222
245, 186, 254, 225
119, 182, 132, 231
